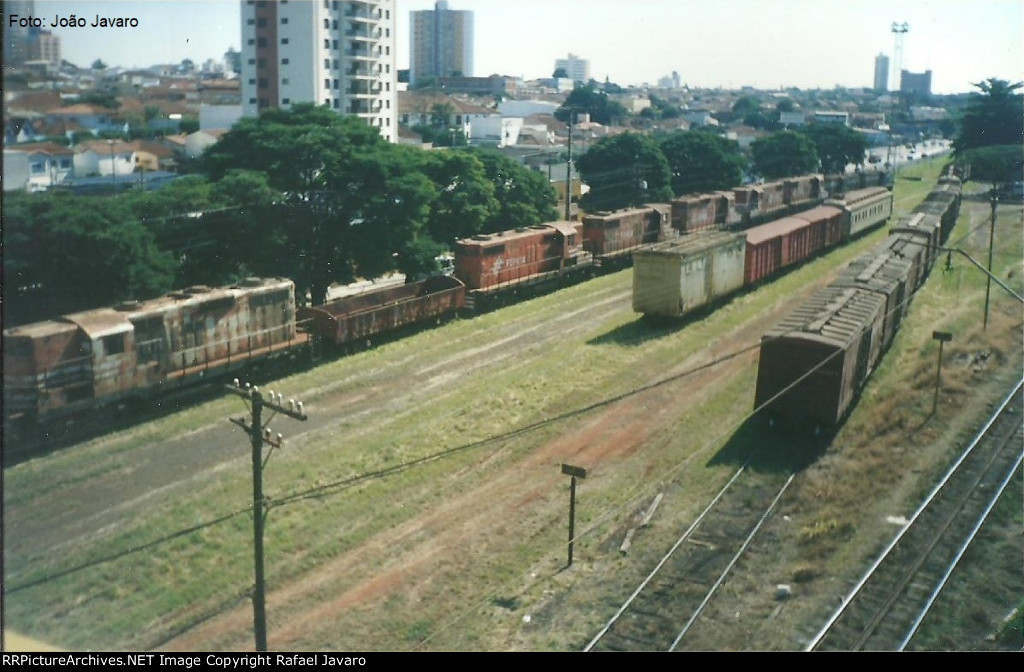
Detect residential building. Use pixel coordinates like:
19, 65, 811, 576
397, 90, 495, 140
873, 53, 889, 91
72, 140, 136, 178
900, 70, 932, 97
554, 53, 590, 83
813, 111, 850, 126
779, 110, 807, 127
409, 1, 473, 87
3, 142, 74, 193
240, 0, 398, 143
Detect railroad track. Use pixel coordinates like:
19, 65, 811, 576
806, 378, 1024, 651
584, 466, 794, 652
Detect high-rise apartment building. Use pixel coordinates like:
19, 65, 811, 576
554, 53, 590, 84
240, 0, 397, 142
873, 53, 889, 91
409, 2, 473, 87
900, 69, 932, 97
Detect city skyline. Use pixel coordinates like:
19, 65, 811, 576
26, 0, 1024, 94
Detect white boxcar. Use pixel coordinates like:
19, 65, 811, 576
632, 231, 747, 318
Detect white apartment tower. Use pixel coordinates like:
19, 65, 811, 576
554, 53, 590, 84
409, 2, 473, 87
241, 0, 397, 143
873, 53, 889, 92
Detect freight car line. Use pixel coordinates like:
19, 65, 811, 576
753, 175, 963, 431
805, 379, 1024, 651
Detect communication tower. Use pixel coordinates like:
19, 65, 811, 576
890, 22, 909, 91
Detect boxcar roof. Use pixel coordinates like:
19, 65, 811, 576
744, 215, 810, 245
637, 230, 744, 257
792, 205, 843, 222
765, 286, 887, 348
834, 250, 912, 293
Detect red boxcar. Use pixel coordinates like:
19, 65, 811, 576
454, 222, 585, 291
793, 205, 846, 251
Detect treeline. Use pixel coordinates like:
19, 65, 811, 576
4, 104, 557, 325
574, 124, 869, 212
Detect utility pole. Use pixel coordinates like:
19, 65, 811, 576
983, 187, 998, 330
227, 380, 308, 652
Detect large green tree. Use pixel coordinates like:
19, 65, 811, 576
750, 130, 820, 180
202, 104, 436, 304
799, 124, 870, 174
418, 150, 499, 244
3, 192, 176, 325
658, 130, 746, 195
576, 132, 673, 211
953, 78, 1024, 154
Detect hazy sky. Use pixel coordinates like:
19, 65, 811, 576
33, 0, 1024, 94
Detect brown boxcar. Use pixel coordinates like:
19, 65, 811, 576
299, 275, 465, 347
889, 211, 942, 290
913, 180, 962, 243
581, 206, 668, 258
831, 248, 913, 355
454, 222, 586, 291
754, 286, 888, 430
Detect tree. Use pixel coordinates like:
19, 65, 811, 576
958, 145, 1023, 189
576, 132, 673, 211
465, 148, 558, 231
555, 84, 627, 126
732, 96, 761, 117
91, 59, 107, 70
553, 67, 568, 79
776, 99, 795, 113
750, 131, 819, 179
417, 150, 498, 244
3, 191, 175, 324
203, 104, 433, 305
954, 78, 1024, 154
658, 130, 746, 195
799, 123, 869, 174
